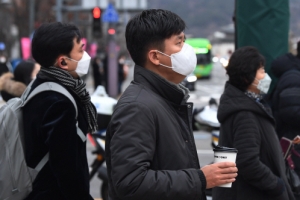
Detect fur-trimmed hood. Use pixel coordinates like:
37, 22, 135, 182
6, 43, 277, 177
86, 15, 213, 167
0, 72, 26, 97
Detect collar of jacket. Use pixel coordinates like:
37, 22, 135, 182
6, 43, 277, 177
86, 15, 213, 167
133, 65, 190, 105
218, 82, 275, 124
35, 70, 82, 103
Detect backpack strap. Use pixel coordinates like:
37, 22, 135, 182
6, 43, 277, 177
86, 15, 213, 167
23, 82, 87, 142
22, 82, 78, 118
35, 153, 49, 171
22, 82, 87, 171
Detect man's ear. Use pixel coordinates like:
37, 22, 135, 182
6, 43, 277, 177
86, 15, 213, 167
148, 50, 160, 66
56, 56, 69, 70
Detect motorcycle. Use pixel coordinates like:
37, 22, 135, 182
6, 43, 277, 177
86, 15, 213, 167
88, 132, 108, 200
192, 98, 220, 198
192, 98, 220, 148
89, 85, 117, 200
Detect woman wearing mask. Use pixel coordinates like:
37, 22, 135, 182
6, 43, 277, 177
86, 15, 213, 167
212, 46, 294, 200
0, 60, 40, 102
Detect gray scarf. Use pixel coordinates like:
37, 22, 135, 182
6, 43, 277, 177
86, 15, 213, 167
40, 66, 98, 132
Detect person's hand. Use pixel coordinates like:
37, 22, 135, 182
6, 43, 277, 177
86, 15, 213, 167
293, 135, 300, 144
201, 162, 238, 189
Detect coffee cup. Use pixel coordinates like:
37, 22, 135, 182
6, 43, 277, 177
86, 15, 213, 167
213, 146, 238, 188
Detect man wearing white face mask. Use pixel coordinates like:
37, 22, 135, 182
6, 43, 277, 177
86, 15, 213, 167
22, 22, 96, 200
105, 9, 238, 200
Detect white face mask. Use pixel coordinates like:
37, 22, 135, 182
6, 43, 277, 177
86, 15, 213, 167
252, 73, 272, 94
0, 56, 6, 63
66, 51, 91, 77
157, 43, 197, 76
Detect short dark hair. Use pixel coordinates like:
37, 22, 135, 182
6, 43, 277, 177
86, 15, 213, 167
125, 9, 186, 67
226, 46, 265, 91
31, 22, 82, 67
14, 61, 35, 85
297, 41, 300, 58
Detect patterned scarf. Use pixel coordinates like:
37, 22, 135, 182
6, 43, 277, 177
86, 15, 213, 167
40, 66, 98, 132
245, 90, 263, 102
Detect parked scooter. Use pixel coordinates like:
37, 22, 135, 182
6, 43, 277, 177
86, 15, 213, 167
89, 85, 117, 200
192, 98, 220, 148
91, 86, 117, 133
192, 98, 220, 198
88, 132, 108, 200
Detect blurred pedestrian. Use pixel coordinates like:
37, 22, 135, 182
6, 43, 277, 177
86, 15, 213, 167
0, 54, 9, 76
266, 41, 300, 199
0, 60, 40, 102
117, 54, 126, 95
23, 22, 96, 200
212, 46, 294, 200
105, 9, 238, 200
102, 54, 108, 92
92, 56, 103, 90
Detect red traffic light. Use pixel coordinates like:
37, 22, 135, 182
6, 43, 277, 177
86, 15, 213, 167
92, 7, 101, 19
108, 28, 116, 35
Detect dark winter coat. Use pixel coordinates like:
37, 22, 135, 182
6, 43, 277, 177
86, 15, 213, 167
212, 82, 294, 200
23, 73, 93, 200
269, 53, 300, 179
0, 62, 9, 76
0, 72, 26, 101
269, 53, 300, 140
105, 65, 207, 200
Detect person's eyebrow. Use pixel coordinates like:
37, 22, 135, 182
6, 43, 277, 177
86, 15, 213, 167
177, 34, 186, 41
80, 43, 85, 50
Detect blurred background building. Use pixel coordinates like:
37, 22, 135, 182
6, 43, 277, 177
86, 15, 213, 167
0, 0, 299, 60
0, 0, 300, 97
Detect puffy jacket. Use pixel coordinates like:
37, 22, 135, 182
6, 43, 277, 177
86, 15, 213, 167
212, 82, 294, 200
268, 53, 300, 179
105, 65, 207, 200
269, 53, 300, 140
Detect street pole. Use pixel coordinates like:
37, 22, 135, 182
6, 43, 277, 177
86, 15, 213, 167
74, 0, 80, 25
29, 0, 35, 36
106, 1, 119, 97
56, 0, 63, 22
108, 35, 118, 97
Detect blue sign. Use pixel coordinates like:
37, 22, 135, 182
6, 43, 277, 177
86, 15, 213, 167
102, 3, 119, 23
0, 42, 5, 51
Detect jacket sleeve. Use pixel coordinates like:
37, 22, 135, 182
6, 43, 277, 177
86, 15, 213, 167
108, 102, 204, 200
278, 87, 300, 132
41, 95, 93, 200
232, 111, 285, 196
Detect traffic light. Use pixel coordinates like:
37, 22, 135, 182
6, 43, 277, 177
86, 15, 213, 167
92, 7, 102, 37
107, 28, 116, 35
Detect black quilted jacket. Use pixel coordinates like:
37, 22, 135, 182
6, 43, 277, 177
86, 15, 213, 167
212, 82, 294, 200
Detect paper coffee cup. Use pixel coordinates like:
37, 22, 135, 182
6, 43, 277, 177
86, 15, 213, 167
213, 146, 238, 188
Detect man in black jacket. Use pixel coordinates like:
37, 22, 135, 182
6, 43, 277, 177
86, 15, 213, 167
105, 9, 238, 200
23, 22, 97, 200
268, 41, 300, 199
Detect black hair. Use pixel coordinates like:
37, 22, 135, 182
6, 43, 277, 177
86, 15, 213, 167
297, 41, 300, 58
14, 61, 35, 85
31, 22, 82, 67
125, 9, 186, 67
226, 46, 265, 91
